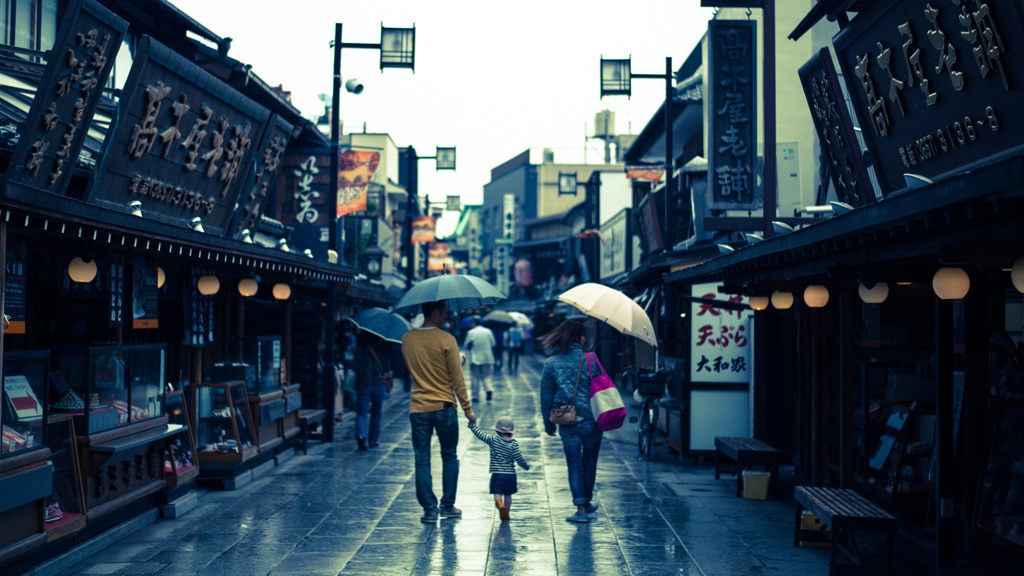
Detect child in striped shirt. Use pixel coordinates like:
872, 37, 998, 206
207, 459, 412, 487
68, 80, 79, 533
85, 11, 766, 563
468, 416, 529, 522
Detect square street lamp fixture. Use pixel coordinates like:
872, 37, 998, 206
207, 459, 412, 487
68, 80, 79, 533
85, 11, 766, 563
380, 25, 416, 70
558, 172, 578, 195
435, 146, 456, 170
600, 57, 631, 98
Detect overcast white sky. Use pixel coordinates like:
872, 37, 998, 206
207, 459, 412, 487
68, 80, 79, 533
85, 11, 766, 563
170, 0, 716, 235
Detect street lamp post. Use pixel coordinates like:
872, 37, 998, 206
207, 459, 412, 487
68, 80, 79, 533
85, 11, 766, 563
403, 146, 457, 287
326, 23, 415, 440
600, 56, 675, 249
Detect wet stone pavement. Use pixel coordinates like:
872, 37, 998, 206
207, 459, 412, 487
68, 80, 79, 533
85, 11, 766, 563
49, 352, 832, 576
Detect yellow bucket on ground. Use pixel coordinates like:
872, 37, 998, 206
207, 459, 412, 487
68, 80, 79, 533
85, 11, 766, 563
799, 512, 831, 548
742, 470, 770, 500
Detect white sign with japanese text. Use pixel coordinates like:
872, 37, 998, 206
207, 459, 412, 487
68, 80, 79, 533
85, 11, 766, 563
689, 282, 752, 383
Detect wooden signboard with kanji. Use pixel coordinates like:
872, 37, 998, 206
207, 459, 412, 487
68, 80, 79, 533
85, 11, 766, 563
87, 35, 270, 236
227, 113, 293, 237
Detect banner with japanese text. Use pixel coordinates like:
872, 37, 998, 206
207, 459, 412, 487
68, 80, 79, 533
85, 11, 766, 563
625, 166, 666, 183
708, 19, 758, 211
689, 282, 751, 383
411, 216, 436, 244
427, 243, 449, 271
337, 149, 381, 217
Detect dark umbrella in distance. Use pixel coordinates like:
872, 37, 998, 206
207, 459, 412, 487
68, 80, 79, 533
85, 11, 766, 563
459, 314, 482, 329
345, 308, 413, 345
392, 274, 507, 315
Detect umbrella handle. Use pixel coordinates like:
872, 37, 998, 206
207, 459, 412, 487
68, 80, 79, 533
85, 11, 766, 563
588, 323, 604, 353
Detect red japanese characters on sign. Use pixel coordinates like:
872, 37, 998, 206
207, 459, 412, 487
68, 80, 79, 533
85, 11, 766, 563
690, 282, 752, 384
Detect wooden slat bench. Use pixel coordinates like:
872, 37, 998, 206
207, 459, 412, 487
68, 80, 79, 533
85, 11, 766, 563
297, 409, 327, 455
714, 436, 781, 498
794, 486, 898, 576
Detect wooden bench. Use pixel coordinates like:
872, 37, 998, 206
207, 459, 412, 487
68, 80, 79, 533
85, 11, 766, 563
714, 436, 781, 498
794, 486, 898, 576
297, 409, 327, 454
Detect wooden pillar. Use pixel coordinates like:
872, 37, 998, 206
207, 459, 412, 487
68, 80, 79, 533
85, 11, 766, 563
754, 305, 770, 442
935, 297, 955, 567
839, 283, 854, 489
810, 306, 824, 486
233, 290, 244, 360
0, 221, 7, 435
283, 299, 292, 385
963, 273, 994, 560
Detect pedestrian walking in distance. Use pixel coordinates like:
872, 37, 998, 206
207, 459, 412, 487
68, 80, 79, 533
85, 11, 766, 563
465, 318, 496, 402
468, 416, 529, 522
507, 324, 524, 372
352, 331, 391, 451
540, 320, 604, 523
402, 300, 476, 524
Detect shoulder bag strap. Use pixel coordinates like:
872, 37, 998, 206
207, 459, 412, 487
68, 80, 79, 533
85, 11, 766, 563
368, 346, 383, 369
570, 355, 585, 400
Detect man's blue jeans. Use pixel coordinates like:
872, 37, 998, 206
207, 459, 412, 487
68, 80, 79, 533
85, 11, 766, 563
559, 419, 603, 506
355, 385, 386, 444
410, 406, 460, 513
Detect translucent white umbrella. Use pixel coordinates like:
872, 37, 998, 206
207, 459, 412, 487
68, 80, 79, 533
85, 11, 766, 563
508, 311, 533, 327
557, 283, 658, 347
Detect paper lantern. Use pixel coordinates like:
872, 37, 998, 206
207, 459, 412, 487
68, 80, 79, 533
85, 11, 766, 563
932, 267, 969, 300
771, 290, 794, 310
197, 275, 220, 295
68, 257, 97, 283
157, 267, 165, 289
238, 279, 258, 297
748, 296, 770, 311
858, 282, 889, 304
273, 283, 291, 300
1012, 257, 1024, 293
804, 285, 829, 308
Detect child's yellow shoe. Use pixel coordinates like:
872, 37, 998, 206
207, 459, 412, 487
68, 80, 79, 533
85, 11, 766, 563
496, 500, 510, 522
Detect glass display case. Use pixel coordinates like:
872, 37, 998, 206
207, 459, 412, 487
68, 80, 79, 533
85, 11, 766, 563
233, 336, 282, 395
2, 351, 49, 458
50, 345, 166, 435
163, 390, 198, 485
192, 381, 257, 462
43, 414, 86, 540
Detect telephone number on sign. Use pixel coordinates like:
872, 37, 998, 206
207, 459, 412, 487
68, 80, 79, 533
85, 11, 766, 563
897, 106, 1000, 169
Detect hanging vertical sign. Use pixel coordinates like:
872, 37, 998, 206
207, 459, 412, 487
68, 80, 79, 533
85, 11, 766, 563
708, 19, 758, 211
690, 282, 751, 383
494, 239, 512, 297
411, 216, 436, 244
228, 114, 292, 238
337, 149, 381, 217
6, 0, 128, 195
799, 48, 875, 207
3, 242, 27, 335
108, 253, 124, 328
183, 268, 214, 347
131, 258, 158, 329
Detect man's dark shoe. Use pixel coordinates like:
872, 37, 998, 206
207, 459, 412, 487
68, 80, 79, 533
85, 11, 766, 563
357, 436, 368, 451
369, 441, 379, 448
421, 511, 438, 523
439, 507, 462, 518
486, 391, 493, 401
584, 504, 599, 514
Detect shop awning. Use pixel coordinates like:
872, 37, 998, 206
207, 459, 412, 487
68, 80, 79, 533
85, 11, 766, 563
665, 152, 1024, 288
1, 181, 359, 283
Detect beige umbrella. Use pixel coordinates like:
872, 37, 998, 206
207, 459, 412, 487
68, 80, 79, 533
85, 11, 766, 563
557, 283, 658, 347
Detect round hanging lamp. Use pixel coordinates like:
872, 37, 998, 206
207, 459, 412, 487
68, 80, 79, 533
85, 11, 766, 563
156, 267, 166, 289
804, 285, 830, 308
748, 296, 770, 311
1012, 257, 1024, 293
273, 283, 292, 300
68, 257, 98, 283
238, 279, 258, 297
771, 290, 794, 310
932, 267, 969, 300
858, 282, 889, 304
197, 275, 220, 296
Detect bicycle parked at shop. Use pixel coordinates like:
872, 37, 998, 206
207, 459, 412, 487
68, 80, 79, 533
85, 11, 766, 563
621, 367, 670, 457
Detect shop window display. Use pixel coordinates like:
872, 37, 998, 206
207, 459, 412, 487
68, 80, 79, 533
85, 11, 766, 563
50, 345, 166, 435
42, 414, 85, 538
192, 381, 256, 462
1, 351, 49, 458
163, 389, 198, 485
218, 336, 282, 396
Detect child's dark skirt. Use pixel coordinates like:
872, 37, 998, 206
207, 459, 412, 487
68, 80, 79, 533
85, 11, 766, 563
490, 473, 517, 495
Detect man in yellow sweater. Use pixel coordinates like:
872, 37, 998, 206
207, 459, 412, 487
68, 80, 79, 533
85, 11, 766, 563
402, 300, 476, 524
